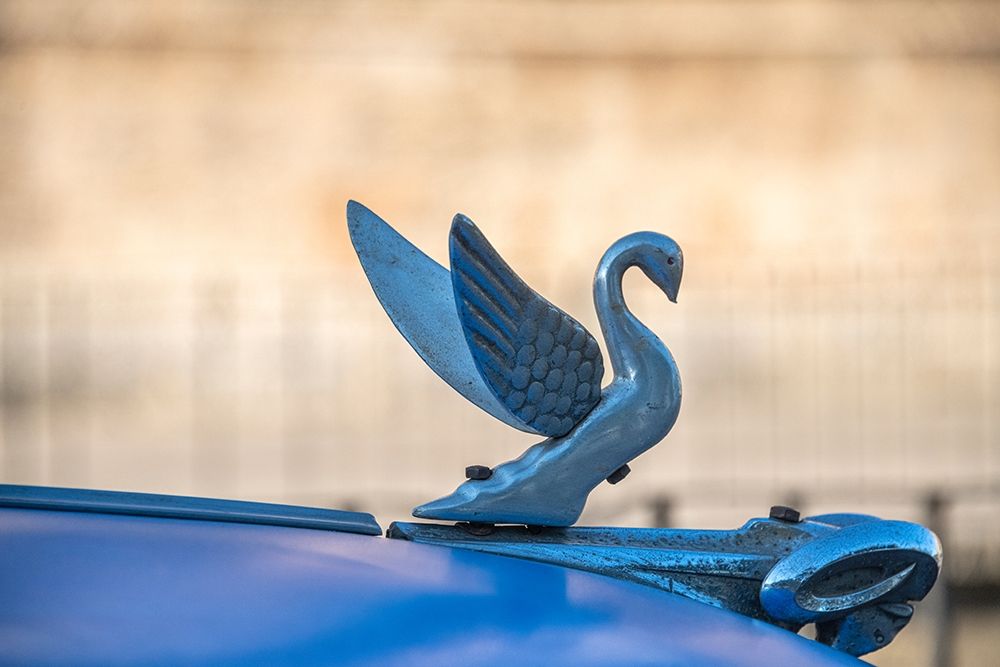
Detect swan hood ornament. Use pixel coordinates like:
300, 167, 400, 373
347, 200, 942, 658
347, 200, 683, 527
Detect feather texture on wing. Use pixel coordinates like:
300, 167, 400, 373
450, 215, 604, 438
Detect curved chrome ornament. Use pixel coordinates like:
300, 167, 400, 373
389, 512, 941, 658
348, 200, 942, 657
348, 201, 682, 527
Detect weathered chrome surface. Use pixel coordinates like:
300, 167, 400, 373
348, 201, 683, 527
0, 484, 382, 536
389, 512, 940, 657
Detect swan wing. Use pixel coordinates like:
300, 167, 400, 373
347, 201, 536, 433
449, 214, 604, 438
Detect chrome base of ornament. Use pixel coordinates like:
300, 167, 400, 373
389, 510, 940, 658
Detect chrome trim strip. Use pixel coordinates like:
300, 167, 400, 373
0, 484, 382, 536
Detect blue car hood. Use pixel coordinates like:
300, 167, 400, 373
0, 499, 862, 666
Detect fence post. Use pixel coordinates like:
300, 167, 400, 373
925, 491, 952, 667
650, 495, 672, 528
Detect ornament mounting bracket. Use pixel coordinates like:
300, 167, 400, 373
388, 510, 940, 658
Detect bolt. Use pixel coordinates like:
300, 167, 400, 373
769, 505, 801, 523
606, 464, 631, 485
465, 465, 493, 480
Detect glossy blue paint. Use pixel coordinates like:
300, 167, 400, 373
0, 484, 381, 536
348, 201, 683, 527
0, 505, 863, 667
390, 512, 940, 657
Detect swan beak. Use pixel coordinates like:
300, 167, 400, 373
666, 264, 682, 303
654, 266, 680, 303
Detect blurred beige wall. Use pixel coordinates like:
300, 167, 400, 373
0, 2, 998, 663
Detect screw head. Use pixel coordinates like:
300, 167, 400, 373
465, 465, 493, 480
769, 505, 802, 523
606, 464, 631, 485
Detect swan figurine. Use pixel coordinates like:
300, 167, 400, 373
347, 201, 683, 527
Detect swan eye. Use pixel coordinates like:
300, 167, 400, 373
666, 257, 675, 266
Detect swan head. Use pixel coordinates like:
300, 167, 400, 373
616, 231, 684, 303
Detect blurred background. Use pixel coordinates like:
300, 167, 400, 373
0, 1, 997, 664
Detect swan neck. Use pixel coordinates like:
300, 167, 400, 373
593, 244, 647, 376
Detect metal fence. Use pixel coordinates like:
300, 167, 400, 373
1, 259, 997, 564
0, 260, 997, 665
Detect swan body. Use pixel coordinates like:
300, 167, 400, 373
348, 201, 683, 527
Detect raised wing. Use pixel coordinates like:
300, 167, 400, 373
346, 201, 540, 434
450, 215, 604, 438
